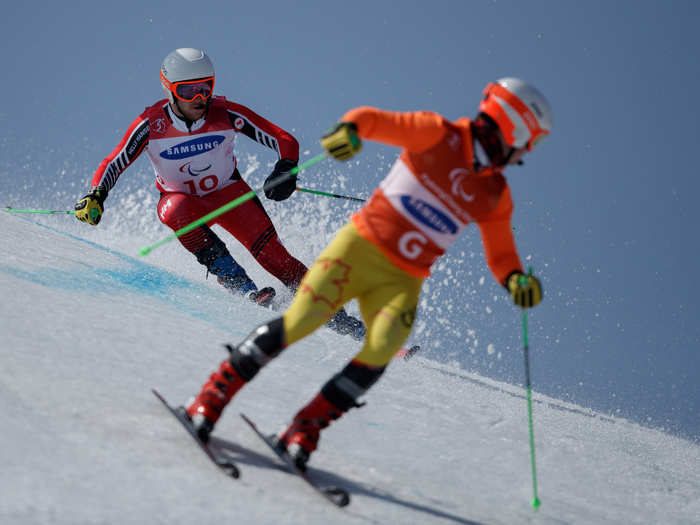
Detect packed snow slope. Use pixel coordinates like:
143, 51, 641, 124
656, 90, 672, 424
1, 212, 699, 525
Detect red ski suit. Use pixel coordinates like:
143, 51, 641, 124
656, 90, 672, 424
90, 96, 307, 288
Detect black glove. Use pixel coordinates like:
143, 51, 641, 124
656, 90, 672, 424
74, 186, 108, 225
320, 122, 362, 161
506, 271, 543, 309
263, 159, 298, 201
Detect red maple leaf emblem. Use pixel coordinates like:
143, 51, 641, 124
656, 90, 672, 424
300, 258, 351, 310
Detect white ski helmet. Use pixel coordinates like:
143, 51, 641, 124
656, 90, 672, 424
160, 48, 215, 103
478, 77, 552, 150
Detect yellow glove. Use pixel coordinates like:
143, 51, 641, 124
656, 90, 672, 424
507, 271, 543, 308
74, 186, 107, 225
320, 122, 362, 161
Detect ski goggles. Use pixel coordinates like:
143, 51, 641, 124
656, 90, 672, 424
160, 72, 215, 102
480, 82, 549, 150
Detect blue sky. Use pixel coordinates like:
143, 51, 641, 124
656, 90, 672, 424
2, 1, 699, 439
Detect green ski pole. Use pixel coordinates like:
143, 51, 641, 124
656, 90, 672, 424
295, 187, 365, 203
520, 267, 541, 509
5, 206, 75, 215
138, 152, 328, 256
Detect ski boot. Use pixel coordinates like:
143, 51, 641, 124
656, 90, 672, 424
326, 308, 366, 341
274, 392, 345, 471
186, 320, 286, 442
246, 287, 276, 308
210, 255, 275, 307
185, 359, 247, 443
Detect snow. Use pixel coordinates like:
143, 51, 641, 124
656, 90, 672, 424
1, 211, 699, 525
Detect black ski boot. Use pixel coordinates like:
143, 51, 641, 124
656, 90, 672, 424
327, 308, 366, 341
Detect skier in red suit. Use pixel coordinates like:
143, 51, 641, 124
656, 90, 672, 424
75, 48, 364, 337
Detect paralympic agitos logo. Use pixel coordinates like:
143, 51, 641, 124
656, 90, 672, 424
178, 162, 212, 176
160, 135, 225, 160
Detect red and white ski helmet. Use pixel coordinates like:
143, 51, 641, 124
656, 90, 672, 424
478, 77, 552, 150
160, 48, 215, 103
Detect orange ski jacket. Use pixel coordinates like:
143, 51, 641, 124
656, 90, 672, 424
344, 106, 522, 285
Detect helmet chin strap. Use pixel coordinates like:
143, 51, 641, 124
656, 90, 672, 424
504, 147, 526, 166
504, 148, 525, 166
502, 147, 515, 166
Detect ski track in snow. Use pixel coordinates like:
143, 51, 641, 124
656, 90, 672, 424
1, 211, 699, 525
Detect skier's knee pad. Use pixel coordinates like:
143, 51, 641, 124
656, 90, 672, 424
321, 360, 386, 412
228, 318, 285, 381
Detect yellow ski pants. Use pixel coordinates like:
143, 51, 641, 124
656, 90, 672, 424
282, 222, 423, 367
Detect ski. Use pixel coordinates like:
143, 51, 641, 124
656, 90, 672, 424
240, 413, 350, 507
395, 344, 420, 360
152, 389, 240, 478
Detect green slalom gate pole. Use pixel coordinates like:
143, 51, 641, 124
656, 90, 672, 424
5, 206, 75, 215
138, 152, 328, 256
520, 267, 541, 509
295, 187, 365, 203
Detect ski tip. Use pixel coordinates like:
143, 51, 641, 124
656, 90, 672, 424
324, 487, 351, 507
151, 388, 168, 405
216, 459, 241, 478
395, 345, 420, 360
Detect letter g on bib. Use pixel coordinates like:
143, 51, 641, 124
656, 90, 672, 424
398, 231, 427, 260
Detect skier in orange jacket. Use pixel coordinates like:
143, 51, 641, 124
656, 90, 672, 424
182, 77, 552, 469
